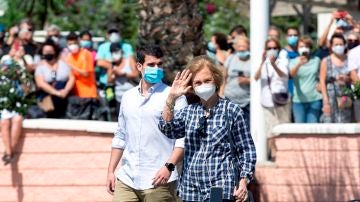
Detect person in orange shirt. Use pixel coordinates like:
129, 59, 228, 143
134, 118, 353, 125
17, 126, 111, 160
66, 32, 97, 98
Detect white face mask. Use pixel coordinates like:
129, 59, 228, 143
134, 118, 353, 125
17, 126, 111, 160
298, 47, 310, 56
332, 45, 345, 55
194, 83, 216, 101
109, 33, 121, 43
266, 49, 279, 58
68, 44, 80, 53
111, 51, 122, 61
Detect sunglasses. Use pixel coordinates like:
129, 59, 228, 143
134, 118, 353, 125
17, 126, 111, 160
267, 47, 278, 50
146, 62, 163, 67
348, 39, 359, 43
197, 115, 207, 138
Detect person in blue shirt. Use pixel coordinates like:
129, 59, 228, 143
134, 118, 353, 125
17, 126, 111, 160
96, 25, 135, 87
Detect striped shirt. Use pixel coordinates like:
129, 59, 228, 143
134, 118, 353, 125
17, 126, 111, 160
159, 98, 256, 201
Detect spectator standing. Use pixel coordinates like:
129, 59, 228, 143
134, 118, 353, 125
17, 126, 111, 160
158, 56, 256, 201
223, 36, 251, 122
34, 39, 75, 118
208, 33, 230, 67
289, 37, 323, 123
109, 43, 138, 115
106, 44, 186, 201
46, 24, 67, 49
0, 41, 34, 72
66, 32, 97, 99
79, 30, 96, 66
65, 32, 98, 119
346, 31, 359, 50
255, 39, 290, 159
320, 33, 352, 123
96, 25, 134, 87
268, 25, 281, 41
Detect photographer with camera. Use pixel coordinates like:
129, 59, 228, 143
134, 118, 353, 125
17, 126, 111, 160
289, 37, 323, 123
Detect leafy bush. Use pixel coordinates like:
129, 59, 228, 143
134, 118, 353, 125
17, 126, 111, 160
0, 62, 36, 115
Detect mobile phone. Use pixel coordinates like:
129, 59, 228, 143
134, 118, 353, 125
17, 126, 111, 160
238, 71, 244, 77
337, 11, 348, 19
209, 187, 223, 202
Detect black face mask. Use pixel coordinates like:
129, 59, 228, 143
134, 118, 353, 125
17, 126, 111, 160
348, 41, 359, 50
43, 54, 55, 61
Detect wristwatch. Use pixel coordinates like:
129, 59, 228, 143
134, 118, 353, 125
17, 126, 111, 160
164, 162, 175, 172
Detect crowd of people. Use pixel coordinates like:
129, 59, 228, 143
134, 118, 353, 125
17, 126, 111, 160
1, 8, 360, 201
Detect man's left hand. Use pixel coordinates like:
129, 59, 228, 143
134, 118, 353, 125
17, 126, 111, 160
152, 166, 171, 186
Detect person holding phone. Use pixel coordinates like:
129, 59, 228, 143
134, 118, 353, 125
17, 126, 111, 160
289, 37, 323, 123
222, 36, 251, 124
320, 33, 352, 123
159, 56, 256, 202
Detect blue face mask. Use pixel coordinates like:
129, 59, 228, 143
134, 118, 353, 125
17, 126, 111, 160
207, 42, 216, 53
336, 19, 348, 28
80, 40, 92, 48
143, 67, 164, 84
236, 51, 250, 60
3, 59, 12, 66
206, 50, 217, 63
287, 36, 298, 46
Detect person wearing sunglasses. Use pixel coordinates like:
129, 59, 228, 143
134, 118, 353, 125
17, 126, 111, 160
254, 38, 290, 160
159, 56, 256, 202
106, 44, 187, 202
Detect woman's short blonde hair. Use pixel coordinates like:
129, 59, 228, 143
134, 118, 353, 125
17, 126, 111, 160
185, 55, 223, 92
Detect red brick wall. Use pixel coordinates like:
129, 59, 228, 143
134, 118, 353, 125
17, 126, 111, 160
0, 129, 113, 202
255, 134, 360, 202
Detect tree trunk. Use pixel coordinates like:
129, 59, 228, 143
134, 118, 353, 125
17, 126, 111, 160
138, 0, 204, 83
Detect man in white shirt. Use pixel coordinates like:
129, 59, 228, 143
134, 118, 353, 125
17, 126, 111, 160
106, 44, 187, 202
349, 45, 360, 82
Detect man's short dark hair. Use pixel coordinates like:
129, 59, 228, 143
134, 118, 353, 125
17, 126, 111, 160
230, 25, 248, 36
79, 30, 92, 39
66, 32, 78, 41
136, 44, 164, 64
286, 26, 299, 34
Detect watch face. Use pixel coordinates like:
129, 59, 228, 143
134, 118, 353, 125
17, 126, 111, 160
166, 163, 175, 171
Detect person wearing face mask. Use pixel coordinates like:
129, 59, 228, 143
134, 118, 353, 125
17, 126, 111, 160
0, 41, 34, 72
96, 25, 134, 88
278, 27, 300, 99
106, 44, 187, 202
34, 39, 75, 118
207, 33, 230, 67
289, 37, 323, 123
46, 24, 67, 50
222, 36, 251, 124
79, 30, 97, 66
109, 43, 139, 117
17, 19, 38, 57
255, 38, 290, 160
65, 32, 98, 119
320, 33, 352, 123
158, 55, 256, 202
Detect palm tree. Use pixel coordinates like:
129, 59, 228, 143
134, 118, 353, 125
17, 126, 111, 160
17, 0, 66, 28
138, 0, 204, 82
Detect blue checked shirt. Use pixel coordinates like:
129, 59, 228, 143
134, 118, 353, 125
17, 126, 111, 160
159, 98, 256, 201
